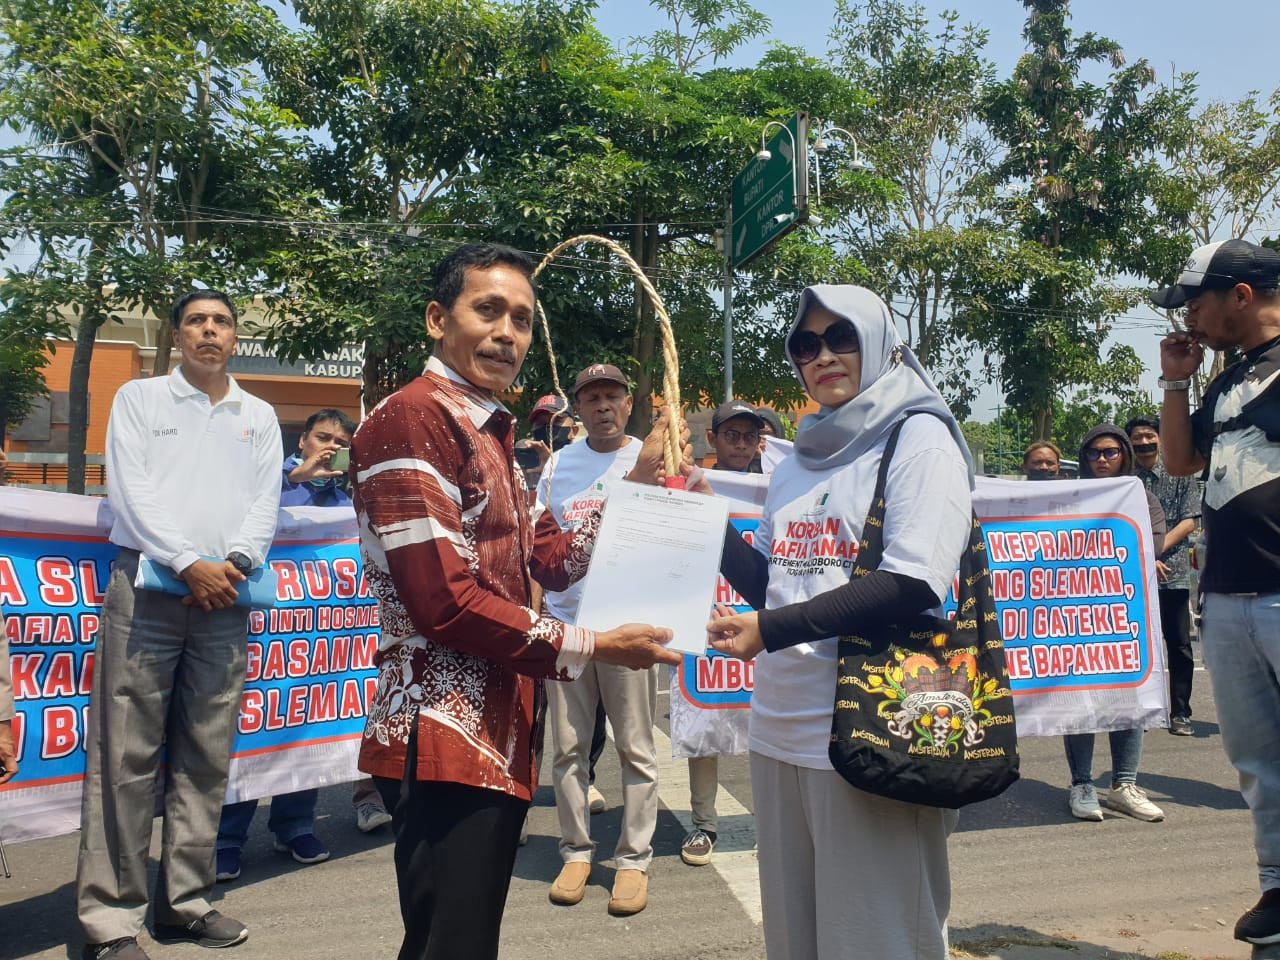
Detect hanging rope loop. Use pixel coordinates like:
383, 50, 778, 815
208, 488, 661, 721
530, 234, 682, 476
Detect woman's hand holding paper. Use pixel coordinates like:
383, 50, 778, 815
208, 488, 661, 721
707, 603, 765, 661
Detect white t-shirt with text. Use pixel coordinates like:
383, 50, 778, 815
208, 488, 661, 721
749, 415, 972, 769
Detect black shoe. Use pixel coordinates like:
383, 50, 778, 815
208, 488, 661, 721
1169, 716, 1193, 736
153, 910, 248, 948
83, 939, 150, 960
1235, 889, 1280, 943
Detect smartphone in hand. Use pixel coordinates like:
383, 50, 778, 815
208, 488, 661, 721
329, 447, 350, 473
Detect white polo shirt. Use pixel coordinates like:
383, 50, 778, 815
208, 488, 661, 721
105, 366, 282, 574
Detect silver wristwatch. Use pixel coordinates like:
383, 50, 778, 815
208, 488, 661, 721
1157, 376, 1192, 391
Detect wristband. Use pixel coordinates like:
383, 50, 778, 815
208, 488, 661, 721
1158, 377, 1192, 391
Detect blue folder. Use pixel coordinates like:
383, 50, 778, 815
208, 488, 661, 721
135, 555, 279, 609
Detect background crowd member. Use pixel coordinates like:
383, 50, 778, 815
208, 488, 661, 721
1154, 238, 1280, 946
76, 290, 282, 960
1126, 416, 1200, 737
516, 394, 579, 496
518, 395, 609, 825
1062, 424, 1167, 823
708, 286, 973, 960
1022, 441, 1062, 481
215, 408, 375, 884
678, 399, 765, 870
539, 363, 661, 917
751, 406, 786, 472
350, 245, 679, 960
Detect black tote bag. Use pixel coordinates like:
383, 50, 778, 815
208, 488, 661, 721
829, 416, 1020, 808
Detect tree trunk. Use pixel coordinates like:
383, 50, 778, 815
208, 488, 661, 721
67, 303, 106, 495
628, 221, 659, 436
1033, 404, 1052, 444
152, 320, 174, 376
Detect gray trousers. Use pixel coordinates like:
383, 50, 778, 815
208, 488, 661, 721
750, 752, 957, 960
76, 550, 249, 943
549, 662, 658, 870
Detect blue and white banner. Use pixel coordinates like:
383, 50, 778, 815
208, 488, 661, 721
0, 488, 375, 843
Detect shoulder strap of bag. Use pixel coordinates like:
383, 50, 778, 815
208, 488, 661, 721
850, 417, 911, 577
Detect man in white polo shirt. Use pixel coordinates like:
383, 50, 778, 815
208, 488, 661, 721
75, 290, 282, 960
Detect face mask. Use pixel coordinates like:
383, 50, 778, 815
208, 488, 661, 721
532, 424, 574, 450
1026, 468, 1058, 481
1132, 443, 1158, 455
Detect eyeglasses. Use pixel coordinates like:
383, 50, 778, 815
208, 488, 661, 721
717, 429, 760, 446
788, 321, 860, 365
1083, 447, 1124, 462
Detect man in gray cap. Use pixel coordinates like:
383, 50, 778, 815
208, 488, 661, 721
1155, 238, 1280, 946
539, 362, 660, 916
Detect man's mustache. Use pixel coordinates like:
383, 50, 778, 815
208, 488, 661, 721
478, 348, 516, 363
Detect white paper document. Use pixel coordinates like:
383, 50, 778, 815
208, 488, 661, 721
574, 480, 731, 655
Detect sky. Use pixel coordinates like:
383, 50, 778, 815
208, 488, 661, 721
591, 0, 1280, 418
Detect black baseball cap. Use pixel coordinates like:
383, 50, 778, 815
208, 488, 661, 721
573, 363, 630, 396
711, 400, 765, 433
1151, 239, 1280, 309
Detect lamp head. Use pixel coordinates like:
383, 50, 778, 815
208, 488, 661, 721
848, 156, 873, 173
770, 212, 792, 226
755, 148, 772, 163
813, 138, 829, 154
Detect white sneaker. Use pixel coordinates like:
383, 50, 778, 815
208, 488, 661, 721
1104, 782, 1165, 822
355, 800, 392, 833
1069, 783, 1104, 821
587, 785, 606, 814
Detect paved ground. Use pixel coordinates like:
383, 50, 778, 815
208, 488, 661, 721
2, 648, 1276, 960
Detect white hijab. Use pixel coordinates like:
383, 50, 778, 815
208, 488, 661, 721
786, 285, 975, 487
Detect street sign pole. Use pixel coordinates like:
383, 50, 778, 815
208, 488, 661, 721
723, 198, 734, 401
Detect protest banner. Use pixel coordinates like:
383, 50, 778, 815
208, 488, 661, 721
667, 473, 1168, 753
0, 471, 1168, 841
0, 488, 376, 844
668, 470, 767, 759
971, 476, 1168, 737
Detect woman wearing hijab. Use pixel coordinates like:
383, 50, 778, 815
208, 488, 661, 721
1062, 424, 1168, 823
706, 286, 973, 960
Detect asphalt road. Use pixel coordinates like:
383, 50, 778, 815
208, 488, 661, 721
1, 648, 1271, 960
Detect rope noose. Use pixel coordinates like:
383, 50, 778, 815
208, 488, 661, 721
529, 234, 683, 489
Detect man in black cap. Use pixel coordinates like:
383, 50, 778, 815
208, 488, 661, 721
675, 400, 765, 869
707, 401, 765, 475
1154, 238, 1280, 945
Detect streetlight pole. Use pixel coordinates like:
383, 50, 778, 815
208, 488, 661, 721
992, 403, 1004, 475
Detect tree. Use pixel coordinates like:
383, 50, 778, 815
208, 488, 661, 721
257, 0, 598, 407
1158, 85, 1280, 387
0, 0, 302, 490
462, 24, 873, 429
641, 0, 769, 74
964, 0, 1194, 439
827, 0, 996, 415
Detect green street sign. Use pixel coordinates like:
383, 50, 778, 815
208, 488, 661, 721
730, 112, 810, 269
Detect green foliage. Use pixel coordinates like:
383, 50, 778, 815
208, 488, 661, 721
640, 0, 770, 74
828, 0, 997, 415
961, 0, 1194, 438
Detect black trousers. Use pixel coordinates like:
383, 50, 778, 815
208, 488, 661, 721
1160, 587, 1195, 718
374, 730, 528, 960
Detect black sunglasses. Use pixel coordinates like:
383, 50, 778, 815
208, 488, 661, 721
1083, 447, 1124, 462
789, 321, 860, 365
